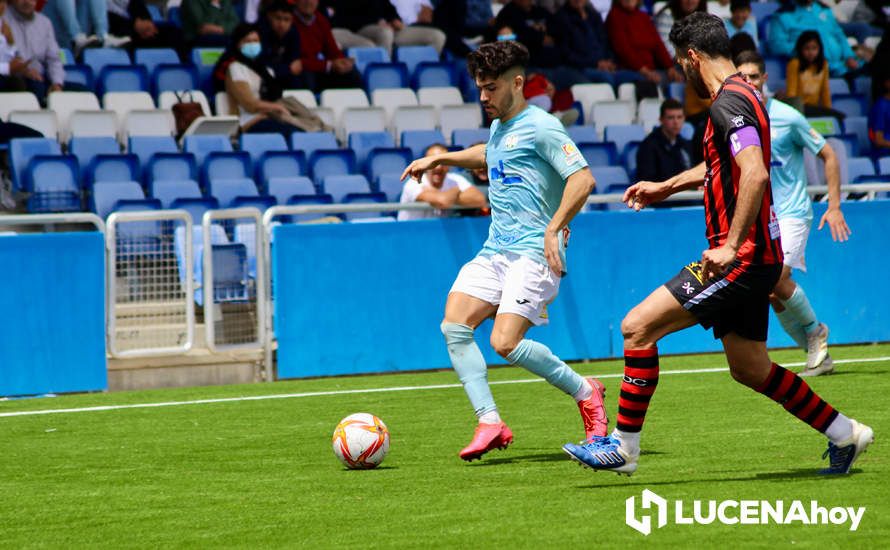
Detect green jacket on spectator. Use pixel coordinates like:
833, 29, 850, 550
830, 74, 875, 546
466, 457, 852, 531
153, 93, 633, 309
181, 0, 240, 44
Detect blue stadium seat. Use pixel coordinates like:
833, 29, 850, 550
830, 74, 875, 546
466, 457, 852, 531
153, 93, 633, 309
267, 175, 316, 205
151, 179, 203, 208
309, 149, 357, 186
834, 133, 859, 158
412, 62, 455, 89
623, 141, 641, 179
98, 65, 149, 94
25, 155, 81, 212
256, 151, 307, 193
286, 193, 334, 222
134, 48, 181, 78
763, 56, 785, 91
567, 126, 598, 145
842, 115, 870, 155
668, 82, 685, 102
109, 196, 164, 254
452, 128, 490, 149
233, 222, 259, 278
366, 147, 411, 183
190, 48, 224, 96
128, 135, 178, 169
184, 134, 233, 166
91, 180, 150, 220
364, 62, 409, 93
290, 131, 338, 159
9, 138, 62, 192
59, 48, 75, 64
578, 142, 617, 167
604, 124, 646, 157
828, 78, 849, 95
152, 64, 198, 95
208, 178, 260, 209
400, 129, 445, 158
322, 174, 371, 203
171, 196, 219, 223
590, 166, 630, 194
69, 136, 120, 179
348, 131, 395, 167
680, 122, 694, 141
348, 46, 390, 74
202, 151, 252, 184
145, 153, 198, 187
63, 64, 93, 88
167, 6, 182, 26
83, 48, 131, 77
852, 77, 871, 102
88, 154, 141, 189
848, 156, 876, 183
210, 242, 251, 302
832, 94, 866, 118
395, 45, 438, 75
174, 223, 233, 305
375, 173, 404, 202
341, 192, 388, 220
239, 132, 289, 163
878, 157, 890, 176
146, 4, 164, 22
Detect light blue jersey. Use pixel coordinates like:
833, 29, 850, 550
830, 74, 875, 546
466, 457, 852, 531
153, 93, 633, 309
768, 98, 825, 222
480, 105, 587, 266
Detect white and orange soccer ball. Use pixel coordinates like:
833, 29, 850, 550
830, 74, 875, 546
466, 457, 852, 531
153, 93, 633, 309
331, 413, 390, 469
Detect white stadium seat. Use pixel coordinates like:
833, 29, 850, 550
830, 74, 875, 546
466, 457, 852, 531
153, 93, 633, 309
8, 110, 58, 138
282, 89, 318, 108
371, 88, 418, 124
0, 92, 40, 121
69, 110, 118, 138
47, 91, 101, 142
439, 104, 482, 145
392, 105, 437, 143
590, 100, 635, 137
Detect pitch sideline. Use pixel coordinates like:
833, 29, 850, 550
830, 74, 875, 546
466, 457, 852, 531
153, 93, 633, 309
1, 356, 888, 418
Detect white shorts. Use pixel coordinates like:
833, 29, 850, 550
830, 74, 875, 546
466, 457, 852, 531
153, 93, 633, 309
778, 217, 811, 272
449, 252, 560, 326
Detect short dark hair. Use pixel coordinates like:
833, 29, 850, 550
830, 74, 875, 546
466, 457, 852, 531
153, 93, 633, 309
669, 12, 732, 60
730, 0, 751, 12
733, 49, 765, 74
660, 98, 684, 117
729, 32, 757, 60
264, 0, 292, 15
466, 41, 529, 81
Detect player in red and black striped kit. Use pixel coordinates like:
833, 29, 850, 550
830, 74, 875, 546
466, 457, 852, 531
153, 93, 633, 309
563, 12, 872, 476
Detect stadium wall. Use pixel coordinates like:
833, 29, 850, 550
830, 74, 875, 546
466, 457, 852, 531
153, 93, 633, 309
273, 201, 890, 378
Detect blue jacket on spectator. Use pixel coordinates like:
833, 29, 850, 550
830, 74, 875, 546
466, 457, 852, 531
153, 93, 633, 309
767, 1, 856, 76
549, 2, 613, 69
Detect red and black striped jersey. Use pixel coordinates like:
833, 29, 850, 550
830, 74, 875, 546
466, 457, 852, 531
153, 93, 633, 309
702, 74, 783, 266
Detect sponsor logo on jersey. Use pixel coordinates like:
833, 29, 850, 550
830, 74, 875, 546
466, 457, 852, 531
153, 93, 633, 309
562, 142, 582, 164
505, 134, 519, 149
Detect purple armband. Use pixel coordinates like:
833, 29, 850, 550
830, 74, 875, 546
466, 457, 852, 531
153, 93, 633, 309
729, 126, 761, 157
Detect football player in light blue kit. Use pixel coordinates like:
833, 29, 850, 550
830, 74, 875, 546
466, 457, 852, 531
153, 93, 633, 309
735, 51, 851, 376
401, 41, 607, 461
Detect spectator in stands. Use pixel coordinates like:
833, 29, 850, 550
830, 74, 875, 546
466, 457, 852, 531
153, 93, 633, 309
398, 143, 487, 221
729, 29, 757, 60
389, 0, 446, 54
550, 0, 641, 89
768, 0, 860, 77
655, 0, 708, 58
42, 0, 130, 55
259, 0, 303, 90
106, 0, 183, 54
786, 31, 846, 120
293, 0, 362, 93
606, 0, 683, 84
869, 73, 890, 152
433, 0, 494, 58
495, 0, 559, 69
0, 0, 43, 91
180, 0, 240, 48
2, 0, 87, 101
723, 0, 757, 47
327, 0, 444, 55
635, 98, 692, 184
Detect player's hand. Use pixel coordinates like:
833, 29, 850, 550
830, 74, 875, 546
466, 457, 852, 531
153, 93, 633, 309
818, 207, 851, 242
700, 245, 737, 280
544, 228, 563, 277
623, 181, 670, 211
400, 155, 440, 182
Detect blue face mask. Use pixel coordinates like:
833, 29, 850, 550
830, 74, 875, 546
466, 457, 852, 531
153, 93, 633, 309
240, 42, 262, 59
497, 34, 517, 41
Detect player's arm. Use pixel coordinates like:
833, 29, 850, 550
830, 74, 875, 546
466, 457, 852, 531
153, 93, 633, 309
456, 186, 488, 208
400, 144, 487, 181
544, 168, 596, 275
416, 186, 461, 209
623, 162, 707, 211
700, 145, 768, 279
816, 142, 851, 241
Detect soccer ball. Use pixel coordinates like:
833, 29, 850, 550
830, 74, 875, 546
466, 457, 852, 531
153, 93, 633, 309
331, 413, 390, 469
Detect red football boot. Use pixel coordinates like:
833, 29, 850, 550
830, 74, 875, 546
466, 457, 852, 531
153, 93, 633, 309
459, 421, 514, 461
577, 377, 608, 440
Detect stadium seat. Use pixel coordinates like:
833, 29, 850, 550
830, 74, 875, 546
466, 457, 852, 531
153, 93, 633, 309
191, 48, 224, 96
151, 178, 203, 208
309, 149, 357, 186
400, 129, 445, 158
128, 135, 179, 170
394, 45, 438, 75
240, 132, 289, 163
667, 82, 685, 102
392, 106, 437, 142
348, 46, 390, 74
341, 107, 387, 141
348, 131, 396, 168
312, 106, 336, 129
322, 174, 372, 203
878, 157, 890, 176
202, 150, 252, 186
680, 122, 694, 141
341, 192, 389, 221
69, 136, 121, 179
416, 86, 463, 113
319, 88, 369, 126
24, 155, 82, 212
852, 77, 871, 102
847, 156, 876, 183
256, 151, 308, 193
571, 83, 616, 114
124, 109, 176, 138
0, 92, 40, 120
134, 48, 181, 78
232, 221, 260, 278
145, 153, 198, 188
214, 91, 230, 116
623, 141, 641, 179
590, 166, 631, 194
637, 98, 662, 132
831, 94, 866, 118
47, 91, 101, 141
98, 65, 149, 94
88, 154, 141, 189
375, 173, 404, 202
365, 147, 411, 183
578, 142, 618, 167
208, 178, 261, 209
291, 131, 338, 159
459, 68, 479, 103
282, 89, 318, 108
412, 62, 455, 88
567, 125, 599, 145
7, 111, 57, 139
439, 104, 482, 144
833, 133, 859, 158
103, 91, 156, 119
157, 90, 212, 119
286, 193, 335, 222
63, 64, 93, 88
452, 128, 489, 149
152, 64, 199, 96
59, 48, 75, 64
171, 196, 219, 223
69, 111, 118, 139
267, 175, 316, 205
231, 195, 275, 212
363, 62, 409, 93
183, 134, 233, 166
83, 48, 131, 77
842, 115, 870, 155
604, 124, 646, 157
9, 137, 62, 191
617, 82, 636, 102
591, 102, 635, 137
763, 57, 785, 92
808, 116, 842, 137
92, 180, 152, 220
371, 88, 418, 124
828, 78, 849, 96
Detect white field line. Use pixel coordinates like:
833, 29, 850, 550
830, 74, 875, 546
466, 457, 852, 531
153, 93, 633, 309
1, 355, 888, 419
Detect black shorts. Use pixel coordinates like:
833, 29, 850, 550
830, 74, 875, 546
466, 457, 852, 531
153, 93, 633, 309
665, 260, 783, 341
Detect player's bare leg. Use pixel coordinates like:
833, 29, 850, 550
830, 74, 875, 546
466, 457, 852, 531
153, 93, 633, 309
770, 266, 832, 376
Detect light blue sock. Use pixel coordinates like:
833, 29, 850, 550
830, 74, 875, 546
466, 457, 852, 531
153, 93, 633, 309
780, 286, 819, 335
506, 339, 584, 396
441, 323, 496, 417
776, 309, 808, 350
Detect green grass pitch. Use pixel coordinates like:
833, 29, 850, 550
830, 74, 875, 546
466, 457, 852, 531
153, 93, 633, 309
2, 344, 888, 547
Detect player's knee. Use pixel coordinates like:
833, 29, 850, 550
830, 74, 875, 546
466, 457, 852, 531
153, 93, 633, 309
621, 311, 652, 346
490, 331, 520, 358
441, 322, 474, 345
728, 364, 765, 388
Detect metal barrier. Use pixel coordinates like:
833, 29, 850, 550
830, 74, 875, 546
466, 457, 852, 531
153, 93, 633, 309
202, 208, 265, 352
106, 210, 194, 358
